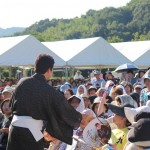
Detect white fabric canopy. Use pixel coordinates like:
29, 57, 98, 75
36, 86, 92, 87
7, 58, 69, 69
42, 37, 99, 61
134, 48, 150, 67
67, 37, 131, 67
0, 35, 66, 67
111, 41, 150, 67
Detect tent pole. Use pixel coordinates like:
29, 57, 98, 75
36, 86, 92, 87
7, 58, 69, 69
73, 67, 75, 78
23, 68, 28, 77
9, 66, 12, 78
65, 63, 68, 81
0, 68, 1, 79
31, 69, 33, 76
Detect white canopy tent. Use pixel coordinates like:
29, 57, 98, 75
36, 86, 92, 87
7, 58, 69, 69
111, 41, 150, 67
67, 37, 131, 67
43, 37, 131, 68
0, 35, 66, 67
42, 37, 100, 62
134, 48, 150, 67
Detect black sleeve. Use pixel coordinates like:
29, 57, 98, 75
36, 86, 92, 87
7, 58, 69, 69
47, 87, 82, 129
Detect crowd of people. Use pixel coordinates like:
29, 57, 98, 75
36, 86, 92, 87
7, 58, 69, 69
0, 65, 150, 150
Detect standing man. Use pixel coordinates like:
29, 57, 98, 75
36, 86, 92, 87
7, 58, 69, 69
92, 70, 105, 88
127, 70, 136, 85
74, 70, 84, 80
7, 54, 82, 150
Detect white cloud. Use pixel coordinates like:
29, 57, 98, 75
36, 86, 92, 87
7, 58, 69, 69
0, 0, 131, 28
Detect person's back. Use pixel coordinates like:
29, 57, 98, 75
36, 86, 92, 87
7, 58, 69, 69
11, 75, 52, 120
7, 54, 82, 150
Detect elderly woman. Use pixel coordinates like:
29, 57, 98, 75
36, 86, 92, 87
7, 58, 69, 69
115, 94, 138, 108
76, 85, 87, 97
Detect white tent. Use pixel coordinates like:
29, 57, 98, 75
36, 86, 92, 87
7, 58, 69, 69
42, 37, 100, 62
134, 48, 150, 67
43, 37, 131, 67
67, 37, 131, 67
0, 35, 65, 67
111, 41, 150, 67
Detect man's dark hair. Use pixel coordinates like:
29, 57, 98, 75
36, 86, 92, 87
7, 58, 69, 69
66, 89, 74, 96
34, 54, 55, 74
127, 70, 133, 74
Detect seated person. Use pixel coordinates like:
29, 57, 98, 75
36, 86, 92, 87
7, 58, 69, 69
68, 95, 85, 113
72, 109, 95, 150
0, 99, 12, 150
44, 110, 95, 150
88, 86, 97, 97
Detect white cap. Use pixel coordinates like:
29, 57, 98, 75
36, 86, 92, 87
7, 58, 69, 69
134, 84, 143, 89
80, 93, 88, 98
2, 86, 13, 94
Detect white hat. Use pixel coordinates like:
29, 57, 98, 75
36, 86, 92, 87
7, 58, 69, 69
80, 93, 88, 98
119, 94, 138, 108
124, 106, 150, 124
146, 100, 150, 107
93, 97, 102, 104
116, 84, 126, 94
76, 70, 81, 73
88, 86, 97, 92
2, 86, 13, 94
82, 109, 96, 118
142, 69, 150, 83
93, 70, 100, 75
134, 84, 143, 89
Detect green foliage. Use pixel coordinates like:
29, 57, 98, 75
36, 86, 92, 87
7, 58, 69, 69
15, 0, 150, 42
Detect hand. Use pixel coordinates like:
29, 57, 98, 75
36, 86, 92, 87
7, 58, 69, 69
108, 143, 118, 150
101, 92, 108, 104
97, 91, 108, 116
0, 128, 9, 133
43, 131, 58, 143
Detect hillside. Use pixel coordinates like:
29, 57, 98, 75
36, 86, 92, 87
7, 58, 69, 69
0, 27, 25, 37
14, 0, 150, 42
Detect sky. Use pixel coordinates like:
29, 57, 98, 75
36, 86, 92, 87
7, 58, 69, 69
0, 0, 131, 28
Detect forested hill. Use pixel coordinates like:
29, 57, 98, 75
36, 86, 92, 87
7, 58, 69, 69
15, 0, 150, 42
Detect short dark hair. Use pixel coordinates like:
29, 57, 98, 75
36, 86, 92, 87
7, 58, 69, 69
34, 54, 55, 74
66, 89, 74, 96
127, 70, 133, 74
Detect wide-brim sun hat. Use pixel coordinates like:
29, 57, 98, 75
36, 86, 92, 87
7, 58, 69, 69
124, 106, 150, 124
107, 103, 134, 117
2, 86, 13, 94
67, 95, 81, 102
